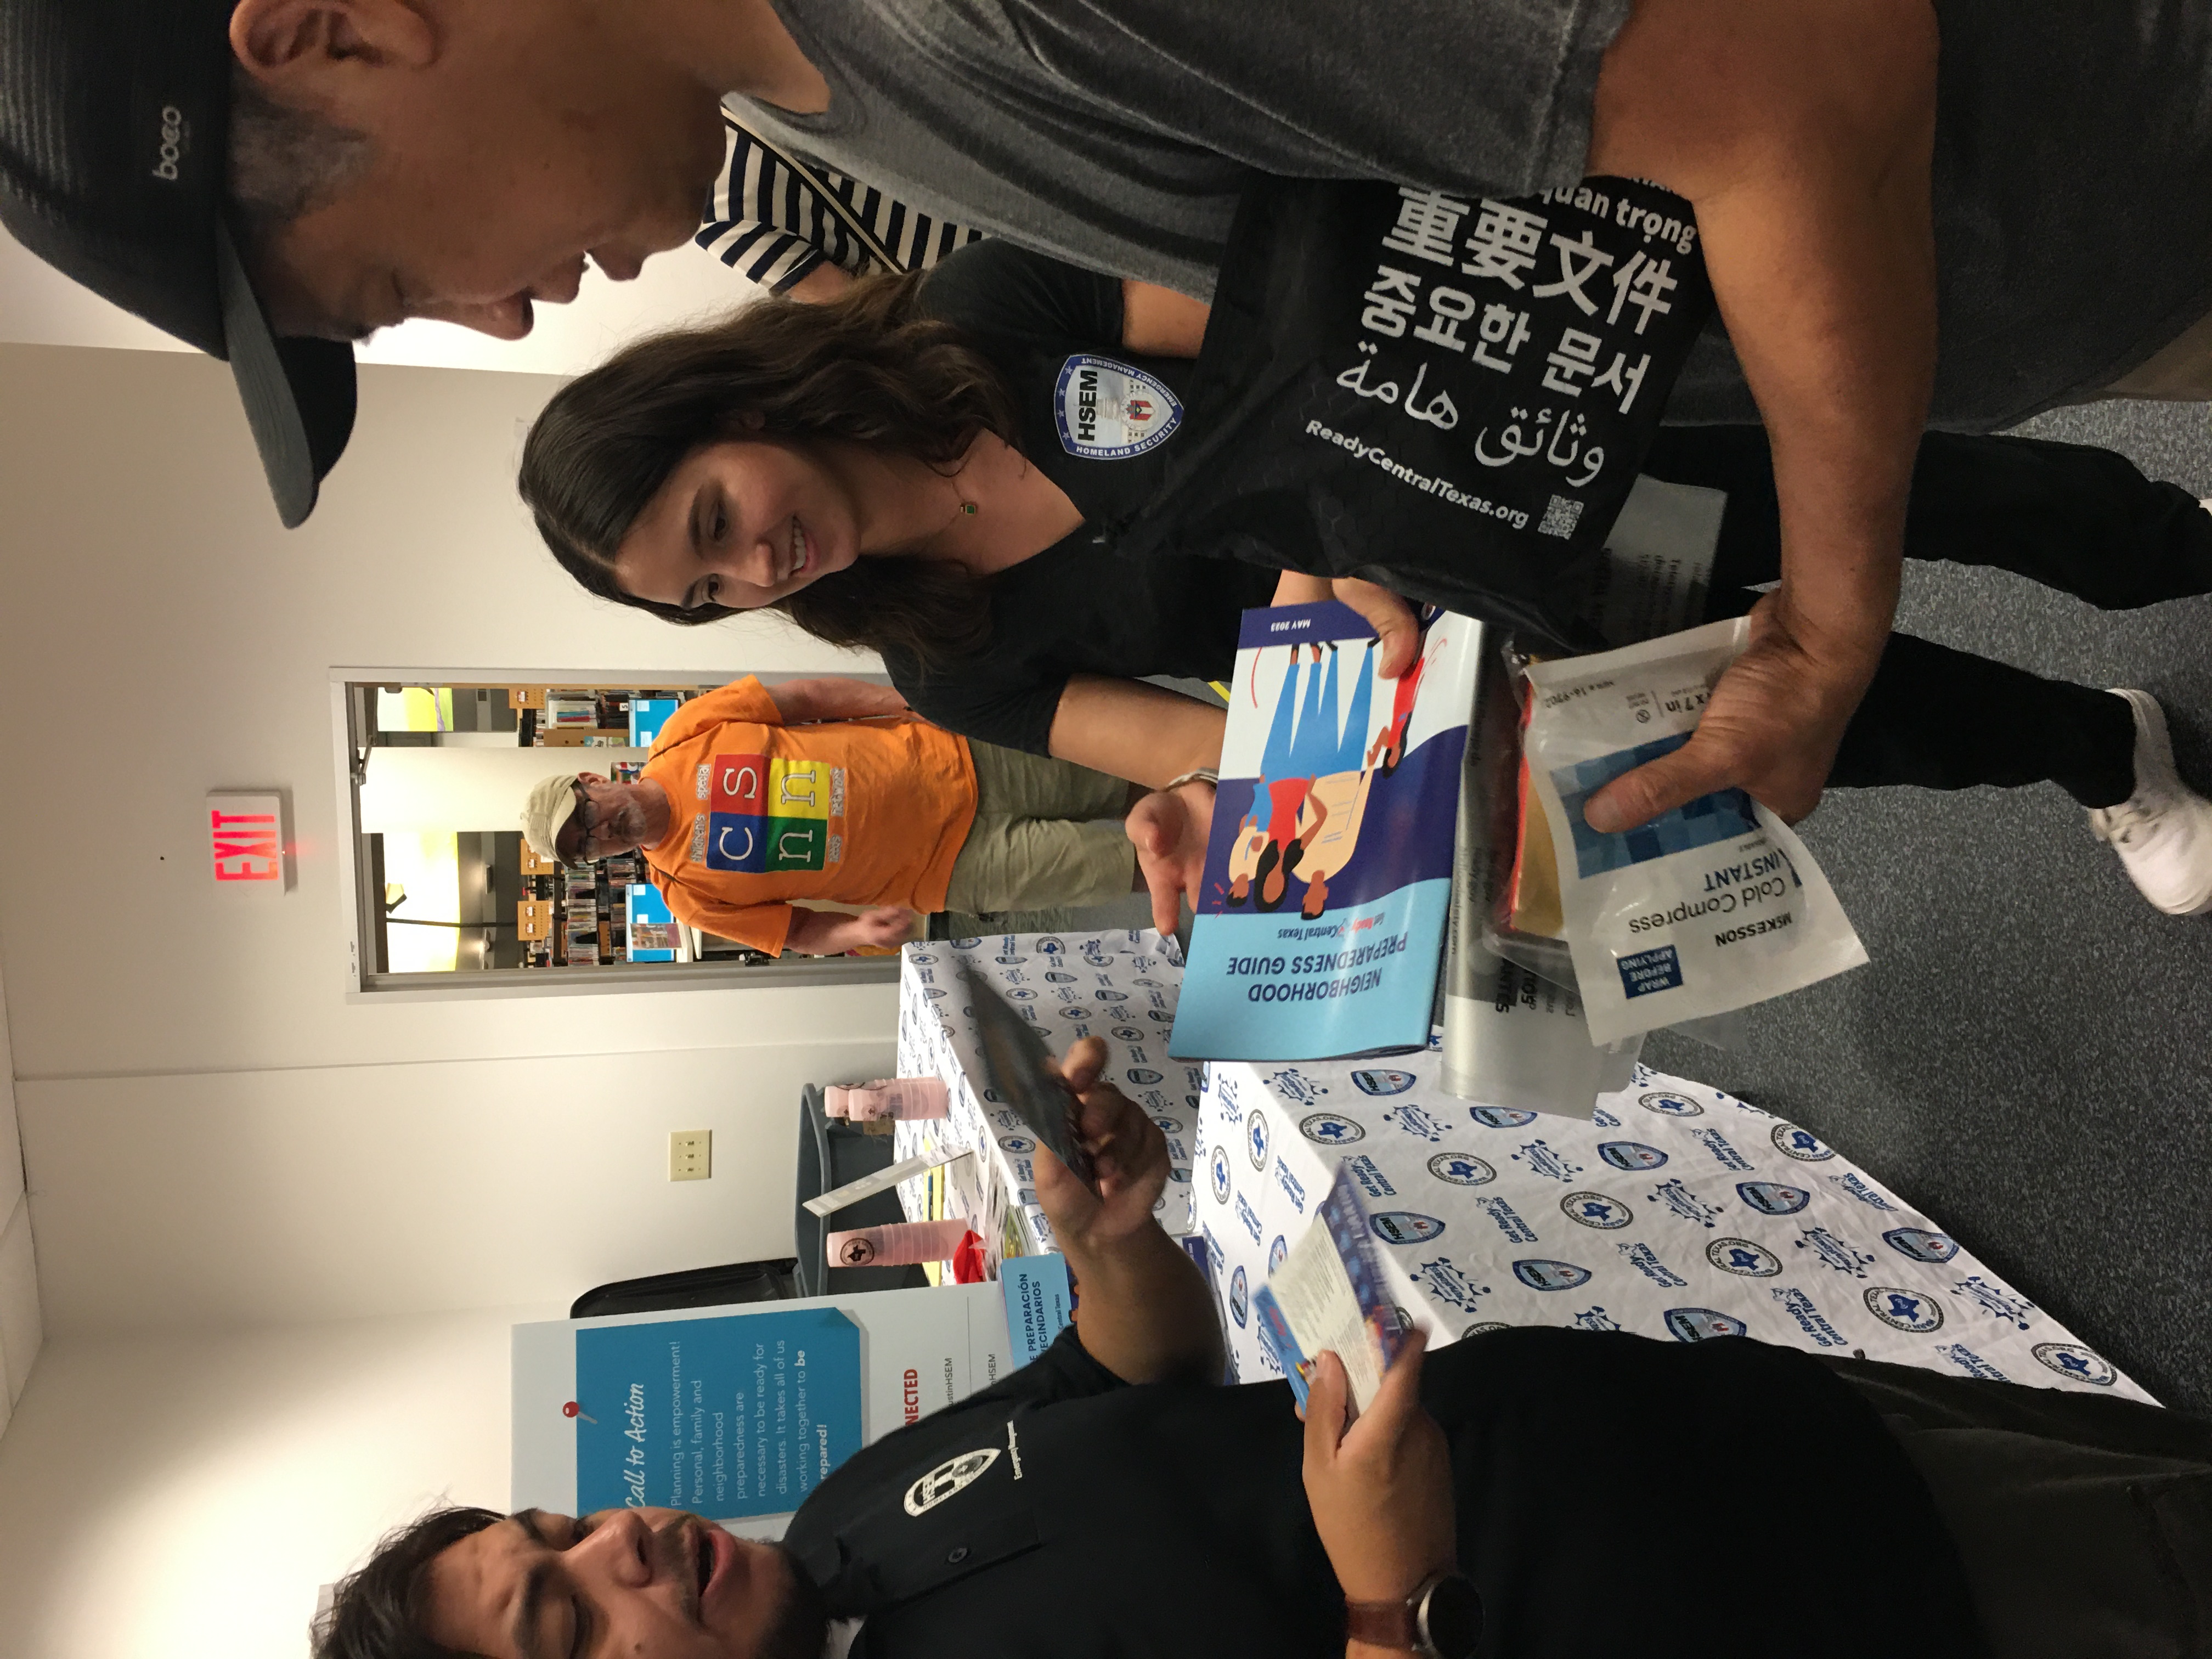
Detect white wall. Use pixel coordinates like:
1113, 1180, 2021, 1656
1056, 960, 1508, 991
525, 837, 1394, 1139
0, 953, 39, 1438
0, 341, 897, 1347
0, 221, 759, 376
0, 1306, 538, 1659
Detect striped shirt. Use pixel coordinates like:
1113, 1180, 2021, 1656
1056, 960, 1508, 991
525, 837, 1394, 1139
696, 115, 985, 292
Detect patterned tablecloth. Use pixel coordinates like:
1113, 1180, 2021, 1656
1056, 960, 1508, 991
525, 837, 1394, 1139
1197, 1045, 2153, 1401
888, 932, 2149, 1406
894, 931, 1198, 1276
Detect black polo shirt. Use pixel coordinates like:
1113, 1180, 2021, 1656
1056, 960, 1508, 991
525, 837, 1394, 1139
783, 1324, 1986, 1659
887, 244, 1277, 757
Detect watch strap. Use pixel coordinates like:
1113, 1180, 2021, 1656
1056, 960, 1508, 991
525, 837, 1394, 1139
1343, 1594, 1422, 1650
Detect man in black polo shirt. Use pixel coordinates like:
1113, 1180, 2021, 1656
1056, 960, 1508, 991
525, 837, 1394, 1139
317, 1040, 2210, 1659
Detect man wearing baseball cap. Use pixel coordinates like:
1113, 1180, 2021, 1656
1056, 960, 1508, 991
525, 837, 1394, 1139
10, 0, 2212, 849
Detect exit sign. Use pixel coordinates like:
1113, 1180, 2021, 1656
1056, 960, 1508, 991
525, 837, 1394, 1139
207, 792, 289, 888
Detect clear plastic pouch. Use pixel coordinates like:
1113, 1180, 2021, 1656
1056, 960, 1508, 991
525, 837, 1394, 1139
1521, 616, 1867, 1043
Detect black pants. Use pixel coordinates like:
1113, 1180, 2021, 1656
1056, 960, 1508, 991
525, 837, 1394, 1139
1643, 427, 2212, 807
1827, 1354, 2212, 1658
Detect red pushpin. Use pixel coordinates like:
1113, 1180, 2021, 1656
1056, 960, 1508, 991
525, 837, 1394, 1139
562, 1401, 597, 1424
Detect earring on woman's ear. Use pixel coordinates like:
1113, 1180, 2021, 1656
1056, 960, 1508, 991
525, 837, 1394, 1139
961, 501, 978, 515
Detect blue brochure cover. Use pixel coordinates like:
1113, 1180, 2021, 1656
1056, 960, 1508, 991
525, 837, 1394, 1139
1171, 602, 1481, 1059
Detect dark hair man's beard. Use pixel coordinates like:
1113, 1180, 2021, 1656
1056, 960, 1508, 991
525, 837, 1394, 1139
755, 1547, 833, 1659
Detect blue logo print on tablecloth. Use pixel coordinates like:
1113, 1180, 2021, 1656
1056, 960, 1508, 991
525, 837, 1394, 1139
1511, 1140, 1585, 1182
1572, 1306, 1622, 1332
1209, 1146, 1232, 1204
1664, 1308, 1748, 1341
1429, 1153, 1498, 1187
1794, 1226, 1877, 1278
1229, 1265, 1249, 1327
1152, 1116, 1185, 1135
2032, 1343, 2117, 1386
1952, 1275, 2038, 1330
1266, 1068, 1329, 1105
1638, 1090, 1702, 1116
1126, 1067, 1163, 1084
1268, 1234, 1288, 1276
1301, 1111, 1364, 1146
1649, 1179, 1723, 1228
1384, 1104, 1449, 1142
1470, 1107, 1538, 1127
1245, 1109, 1271, 1169
1352, 1069, 1418, 1095
1706, 1237, 1781, 1277
1882, 1227, 1958, 1262
1864, 1286, 1944, 1333
1560, 1191, 1634, 1230
1737, 1181, 1812, 1215
1771, 1122, 1835, 1162
1464, 1319, 1514, 1338
1827, 1172, 1898, 1211
1372, 1211, 1447, 1245
1598, 1141, 1668, 1170
1047, 972, 1079, 983
1410, 1256, 1490, 1312
1000, 1135, 1036, 1154
1511, 1258, 1592, 1291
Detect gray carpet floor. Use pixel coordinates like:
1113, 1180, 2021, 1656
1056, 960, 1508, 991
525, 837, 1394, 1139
1647, 398, 2212, 1411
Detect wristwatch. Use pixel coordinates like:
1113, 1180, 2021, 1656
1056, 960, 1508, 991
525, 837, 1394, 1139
1344, 1571, 1485, 1659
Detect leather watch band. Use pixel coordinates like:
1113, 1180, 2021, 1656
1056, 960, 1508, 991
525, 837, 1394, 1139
1343, 1594, 1423, 1650
1343, 1571, 1484, 1659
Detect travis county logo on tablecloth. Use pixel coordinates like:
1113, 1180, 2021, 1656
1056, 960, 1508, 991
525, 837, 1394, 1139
1190, 1054, 2154, 1404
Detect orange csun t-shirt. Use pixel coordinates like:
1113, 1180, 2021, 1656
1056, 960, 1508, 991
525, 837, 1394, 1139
639, 679, 977, 953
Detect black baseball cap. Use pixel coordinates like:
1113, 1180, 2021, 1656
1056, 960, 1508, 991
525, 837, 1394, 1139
0, 0, 356, 527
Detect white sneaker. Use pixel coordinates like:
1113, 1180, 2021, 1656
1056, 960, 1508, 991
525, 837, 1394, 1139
2087, 689, 2212, 916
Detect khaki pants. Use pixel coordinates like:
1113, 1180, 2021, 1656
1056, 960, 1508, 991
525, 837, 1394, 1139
2097, 306, 2212, 401
943, 742, 1135, 915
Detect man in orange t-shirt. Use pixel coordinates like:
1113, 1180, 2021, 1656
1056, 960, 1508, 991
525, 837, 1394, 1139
519, 677, 1138, 955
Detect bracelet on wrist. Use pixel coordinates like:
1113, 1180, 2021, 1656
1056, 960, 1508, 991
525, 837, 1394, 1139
1163, 769, 1219, 792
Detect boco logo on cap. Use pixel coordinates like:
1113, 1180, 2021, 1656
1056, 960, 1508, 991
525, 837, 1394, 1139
1054, 354, 1184, 458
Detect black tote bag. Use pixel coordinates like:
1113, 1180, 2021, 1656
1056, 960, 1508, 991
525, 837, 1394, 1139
1120, 174, 1716, 649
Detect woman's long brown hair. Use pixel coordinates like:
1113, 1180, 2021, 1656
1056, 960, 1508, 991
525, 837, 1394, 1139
518, 271, 1019, 664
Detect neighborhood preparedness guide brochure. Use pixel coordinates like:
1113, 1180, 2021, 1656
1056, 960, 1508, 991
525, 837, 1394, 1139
1171, 601, 1481, 1060
511, 1259, 1072, 1534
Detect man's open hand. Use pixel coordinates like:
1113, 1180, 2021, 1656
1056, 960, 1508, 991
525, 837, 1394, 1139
1030, 1035, 1170, 1254
1127, 779, 1214, 936
1584, 594, 1881, 832
1301, 1329, 1457, 1604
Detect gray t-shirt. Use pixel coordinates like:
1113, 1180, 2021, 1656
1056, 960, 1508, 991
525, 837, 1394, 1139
730, 0, 2212, 431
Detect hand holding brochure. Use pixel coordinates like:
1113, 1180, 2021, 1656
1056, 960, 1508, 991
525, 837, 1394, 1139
1253, 1163, 1407, 1413
1521, 616, 1868, 1042
1172, 601, 1481, 1060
